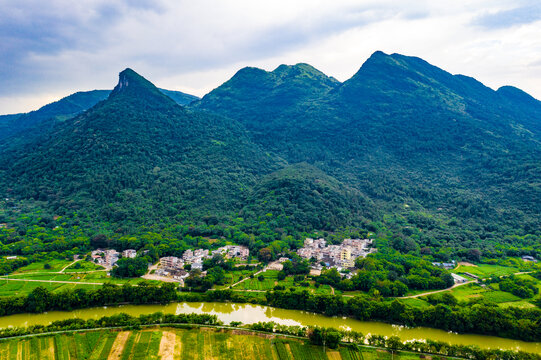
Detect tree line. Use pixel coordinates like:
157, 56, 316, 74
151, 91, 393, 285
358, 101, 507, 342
0, 282, 177, 316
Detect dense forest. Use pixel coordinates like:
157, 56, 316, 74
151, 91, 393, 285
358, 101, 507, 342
0, 52, 540, 263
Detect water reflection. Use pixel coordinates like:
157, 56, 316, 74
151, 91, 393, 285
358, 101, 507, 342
0, 302, 538, 353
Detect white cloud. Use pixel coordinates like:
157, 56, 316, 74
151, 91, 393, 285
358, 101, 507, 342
1, 0, 540, 113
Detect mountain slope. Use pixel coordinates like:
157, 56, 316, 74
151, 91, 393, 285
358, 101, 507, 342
194, 63, 340, 146
0, 69, 277, 223
241, 162, 376, 231
1, 53, 540, 256
0, 88, 198, 143
0, 90, 110, 142
196, 51, 541, 247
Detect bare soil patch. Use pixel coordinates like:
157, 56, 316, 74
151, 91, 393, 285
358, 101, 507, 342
158, 331, 177, 360
107, 331, 131, 360
458, 262, 477, 267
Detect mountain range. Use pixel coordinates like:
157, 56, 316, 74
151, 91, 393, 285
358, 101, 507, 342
1, 51, 540, 256
0, 87, 198, 143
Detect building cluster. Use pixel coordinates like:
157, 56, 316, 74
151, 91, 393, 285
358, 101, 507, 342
91, 248, 137, 268
91, 249, 119, 268
297, 238, 375, 270
522, 255, 537, 262
157, 256, 189, 283
432, 260, 456, 270
156, 245, 250, 282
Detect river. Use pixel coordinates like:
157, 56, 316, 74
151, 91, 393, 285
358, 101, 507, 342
0, 302, 539, 353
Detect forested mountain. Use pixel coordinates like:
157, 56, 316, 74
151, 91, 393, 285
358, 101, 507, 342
1, 52, 540, 258
0, 69, 277, 224
0, 88, 198, 142
196, 51, 541, 253
0, 90, 110, 142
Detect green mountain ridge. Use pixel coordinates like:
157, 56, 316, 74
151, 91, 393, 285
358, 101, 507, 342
0, 84, 199, 143
196, 51, 541, 250
241, 163, 376, 231
0, 68, 279, 224
1, 52, 540, 258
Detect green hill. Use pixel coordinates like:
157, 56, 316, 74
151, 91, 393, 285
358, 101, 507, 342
0, 69, 276, 224
241, 163, 375, 231
0, 88, 198, 143
1, 52, 540, 258
196, 51, 541, 254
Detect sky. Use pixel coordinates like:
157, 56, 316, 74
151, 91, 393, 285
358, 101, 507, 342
1, 0, 541, 114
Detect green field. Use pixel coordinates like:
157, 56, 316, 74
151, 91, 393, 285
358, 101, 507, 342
232, 270, 336, 295
0, 327, 429, 360
0, 259, 160, 298
233, 270, 282, 291
0, 279, 99, 297
64, 261, 105, 273
453, 264, 518, 279
214, 268, 260, 289
13, 259, 75, 274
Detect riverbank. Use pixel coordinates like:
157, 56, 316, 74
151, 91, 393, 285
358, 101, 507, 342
0, 301, 539, 353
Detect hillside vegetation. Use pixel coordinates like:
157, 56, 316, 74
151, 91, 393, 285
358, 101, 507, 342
0, 52, 540, 261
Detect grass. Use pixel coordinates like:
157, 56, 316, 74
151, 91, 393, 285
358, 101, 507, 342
214, 268, 260, 289
0, 263, 160, 297
399, 298, 430, 308
0, 327, 433, 360
4, 271, 158, 285
63, 261, 104, 273
231, 271, 338, 296
233, 270, 282, 291
453, 264, 518, 279
0, 279, 99, 297
13, 259, 74, 274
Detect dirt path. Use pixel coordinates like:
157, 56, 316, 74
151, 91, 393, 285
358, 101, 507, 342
399, 280, 476, 299
108, 332, 131, 360
513, 271, 534, 275
158, 331, 177, 360
0, 277, 107, 286
230, 267, 267, 288
146, 262, 159, 276
457, 261, 477, 267
59, 260, 81, 273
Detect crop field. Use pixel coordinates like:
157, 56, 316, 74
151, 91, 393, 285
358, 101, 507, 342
0, 261, 160, 297
399, 298, 430, 308
0, 327, 428, 360
2, 271, 160, 285
215, 269, 260, 289
232, 270, 337, 296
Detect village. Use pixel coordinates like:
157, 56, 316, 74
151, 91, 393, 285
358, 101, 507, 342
151, 245, 249, 285
297, 237, 376, 273
90, 248, 137, 269
88, 239, 378, 285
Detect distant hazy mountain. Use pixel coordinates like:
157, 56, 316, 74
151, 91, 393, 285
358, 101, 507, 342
0, 88, 199, 142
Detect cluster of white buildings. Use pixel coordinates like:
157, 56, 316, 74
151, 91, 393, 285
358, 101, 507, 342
297, 238, 375, 270
91, 248, 137, 268
157, 245, 250, 278
157, 256, 189, 283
